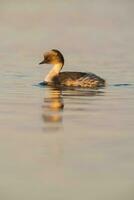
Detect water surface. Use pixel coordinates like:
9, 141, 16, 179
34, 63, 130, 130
0, 0, 134, 199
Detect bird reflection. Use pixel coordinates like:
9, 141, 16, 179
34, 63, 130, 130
42, 86, 64, 123
41, 86, 104, 166
42, 84, 104, 126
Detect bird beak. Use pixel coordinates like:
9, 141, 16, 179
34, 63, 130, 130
39, 60, 45, 65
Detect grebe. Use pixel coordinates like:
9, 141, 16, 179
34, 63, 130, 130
39, 49, 105, 88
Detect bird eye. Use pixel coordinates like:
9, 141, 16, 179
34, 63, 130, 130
45, 56, 50, 62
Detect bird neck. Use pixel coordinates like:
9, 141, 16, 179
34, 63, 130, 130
44, 63, 63, 82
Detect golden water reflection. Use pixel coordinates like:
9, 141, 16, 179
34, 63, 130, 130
42, 86, 104, 125
42, 87, 64, 123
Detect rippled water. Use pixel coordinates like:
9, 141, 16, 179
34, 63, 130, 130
0, 0, 134, 199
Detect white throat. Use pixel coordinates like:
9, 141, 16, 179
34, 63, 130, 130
44, 63, 63, 82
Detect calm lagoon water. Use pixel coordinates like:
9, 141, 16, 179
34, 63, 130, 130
0, 0, 134, 199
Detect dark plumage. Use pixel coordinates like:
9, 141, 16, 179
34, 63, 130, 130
39, 49, 106, 88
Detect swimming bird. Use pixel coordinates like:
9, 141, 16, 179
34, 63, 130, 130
39, 49, 105, 88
